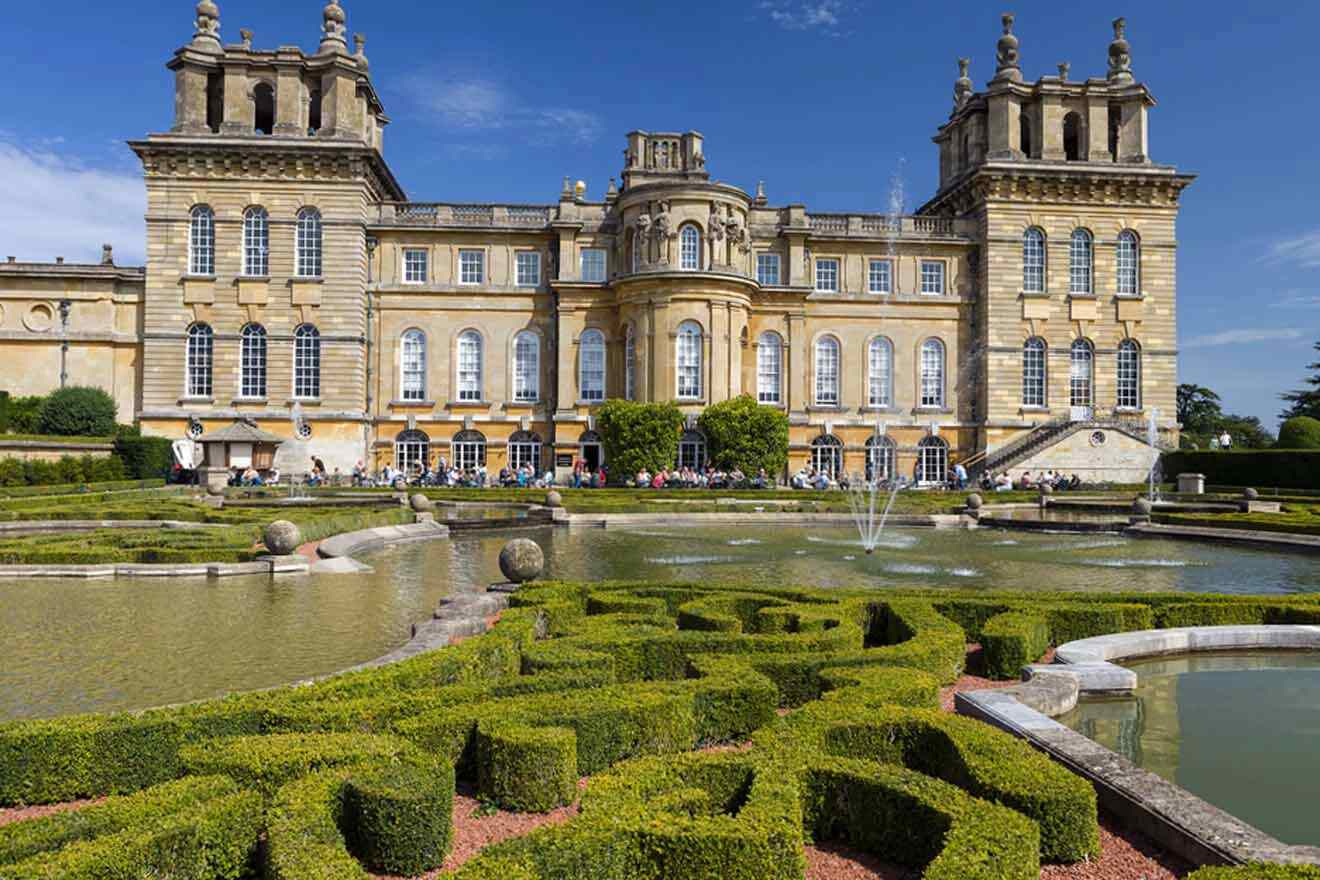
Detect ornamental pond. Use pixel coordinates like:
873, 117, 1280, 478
1062, 650, 1320, 848
3, 522, 1320, 722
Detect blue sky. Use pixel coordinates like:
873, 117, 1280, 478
1, 1, 1316, 429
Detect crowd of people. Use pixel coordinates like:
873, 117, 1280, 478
630, 466, 771, 490
982, 469, 1083, 492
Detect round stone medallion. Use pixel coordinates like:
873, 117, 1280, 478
263, 520, 303, 556
499, 538, 544, 584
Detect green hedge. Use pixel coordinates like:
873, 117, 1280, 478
1163, 450, 1320, 490
979, 612, 1050, 680
1187, 868, 1320, 880
594, 399, 684, 479
697, 394, 790, 477
112, 434, 175, 480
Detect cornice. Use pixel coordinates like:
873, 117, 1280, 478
920, 163, 1195, 216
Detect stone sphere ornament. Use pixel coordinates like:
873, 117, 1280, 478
499, 538, 545, 584
545, 490, 563, 509
263, 520, 303, 556
1039, 483, 1054, 496
965, 493, 983, 511
1132, 497, 1153, 517
410, 493, 434, 512
1243, 488, 1259, 501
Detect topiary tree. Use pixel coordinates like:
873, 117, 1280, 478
36, 386, 117, 438
1276, 416, 1320, 449
697, 395, 789, 479
595, 400, 684, 480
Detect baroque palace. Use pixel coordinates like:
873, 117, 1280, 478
0, 2, 1192, 482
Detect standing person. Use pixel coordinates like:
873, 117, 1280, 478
1219, 430, 1232, 449
953, 461, 968, 490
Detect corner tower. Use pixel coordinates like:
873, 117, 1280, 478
921, 14, 1194, 470
130, 1, 405, 470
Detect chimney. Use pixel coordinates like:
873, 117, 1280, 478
101, 244, 114, 266
55, 256, 65, 264
5, 257, 14, 264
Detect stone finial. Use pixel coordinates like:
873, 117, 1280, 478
318, 0, 349, 55
560, 176, 572, 198
605, 177, 618, 199
993, 13, 1022, 83
191, 0, 222, 53
1107, 16, 1133, 83
101, 244, 114, 266
755, 180, 767, 205
1057, 61, 1070, 81
953, 57, 974, 110
239, 27, 252, 49
574, 179, 587, 200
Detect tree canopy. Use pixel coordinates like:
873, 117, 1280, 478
1176, 383, 1275, 450
1279, 339, 1320, 422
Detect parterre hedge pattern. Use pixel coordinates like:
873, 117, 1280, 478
4, 582, 1320, 878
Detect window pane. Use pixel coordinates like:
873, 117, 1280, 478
624, 326, 636, 400
868, 259, 891, 294
580, 249, 607, 283
404, 249, 428, 283
815, 259, 839, 292
868, 338, 891, 407
514, 333, 539, 402
190, 207, 214, 276
460, 250, 485, 284
920, 261, 945, 295
394, 431, 430, 474
757, 333, 781, 404
294, 325, 321, 399
458, 332, 483, 401
918, 440, 948, 484
516, 252, 540, 287
186, 325, 213, 397
296, 209, 322, 278
680, 227, 700, 270
1070, 340, 1093, 407
1070, 230, 1093, 295
240, 325, 267, 398
815, 338, 839, 405
1117, 341, 1141, 409
757, 254, 780, 286
1023, 229, 1045, 293
920, 340, 944, 407
243, 208, 268, 277
580, 330, 605, 401
401, 330, 426, 401
677, 323, 702, 399
1116, 232, 1139, 296
866, 438, 894, 482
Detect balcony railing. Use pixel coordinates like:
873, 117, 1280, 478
807, 213, 967, 239
381, 203, 554, 229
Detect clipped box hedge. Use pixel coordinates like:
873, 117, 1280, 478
1163, 450, 1320, 491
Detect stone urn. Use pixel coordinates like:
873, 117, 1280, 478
1132, 497, 1153, 517
545, 490, 563, 509
965, 493, 983, 511
499, 538, 545, 584
410, 493, 434, 512
1039, 483, 1054, 496
263, 520, 303, 556
1243, 488, 1259, 501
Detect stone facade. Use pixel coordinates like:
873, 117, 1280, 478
0, 4, 1192, 483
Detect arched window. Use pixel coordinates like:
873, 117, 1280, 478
513, 331, 539, 402
868, 337, 893, 408
814, 336, 840, 406
676, 321, 702, 400
1069, 229, 1093, 296
452, 430, 487, 471
1020, 113, 1033, 158
1022, 338, 1047, 408
866, 435, 896, 483
679, 225, 701, 271
1116, 230, 1140, 297
757, 331, 782, 405
189, 206, 214, 276
293, 324, 321, 399
400, 329, 427, 401
810, 435, 843, 479
394, 430, 430, 474
624, 324, 636, 400
1070, 338, 1094, 409
920, 339, 945, 408
242, 207, 269, 277
579, 430, 604, 472
253, 82, 275, 135
917, 436, 949, 485
1117, 339, 1141, 410
296, 207, 323, 278
508, 431, 542, 472
677, 431, 707, 470
1063, 111, 1083, 161
1022, 227, 1046, 293
457, 330, 483, 402
239, 324, 267, 399
185, 323, 213, 398
579, 328, 606, 402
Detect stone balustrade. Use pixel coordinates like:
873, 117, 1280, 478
806, 213, 972, 239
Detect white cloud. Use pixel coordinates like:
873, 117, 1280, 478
405, 75, 603, 147
1265, 230, 1320, 269
1270, 291, 1320, 309
0, 140, 144, 265
760, 0, 852, 34
1183, 328, 1305, 349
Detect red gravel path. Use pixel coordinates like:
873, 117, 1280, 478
0, 798, 102, 827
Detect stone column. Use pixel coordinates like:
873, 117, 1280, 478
710, 302, 729, 404
652, 302, 672, 401
172, 65, 210, 134
636, 303, 652, 402
787, 314, 807, 412
556, 309, 583, 411
220, 65, 253, 135
274, 66, 304, 136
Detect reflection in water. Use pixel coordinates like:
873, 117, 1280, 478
1, 524, 1318, 722
1062, 652, 1320, 847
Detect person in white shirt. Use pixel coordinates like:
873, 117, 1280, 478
1219, 431, 1232, 449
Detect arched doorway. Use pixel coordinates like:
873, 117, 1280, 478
579, 430, 604, 472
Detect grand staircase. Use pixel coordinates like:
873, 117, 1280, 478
966, 414, 1166, 480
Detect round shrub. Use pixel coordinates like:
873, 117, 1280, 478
1277, 416, 1320, 449
697, 395, 789, 478
344, 762, 454, 875
36, 387, 117, 438
477, 723, 577, 812
595, 400, 684, 480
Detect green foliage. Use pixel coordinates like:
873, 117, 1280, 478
35, 387, 117, 438
979, 612, 1050, 680
1177, 383, 1276, 449
342, 761, 454, 875
478, 724, 577, 812
594, 399, 684, 479
3, 396, 46, 435
1277, 416, 1320, 449
697, 395, 789, 477
1163, 450, 1320, 490
1188, 867, 1320, 880
112, 434, 175, 479
1279, 339, 1320, 422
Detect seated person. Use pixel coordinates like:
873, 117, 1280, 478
241, 465, 263, 487
266, 467, 281, 486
